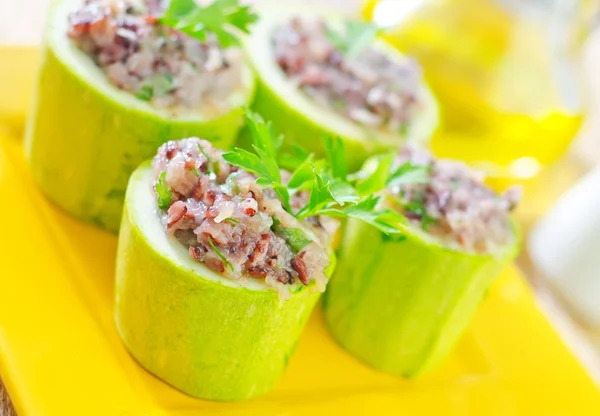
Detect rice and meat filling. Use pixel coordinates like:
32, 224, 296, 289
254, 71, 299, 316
152, 138, 335, 296
272, 17, 425, 133
387, 146, 521, 254
68, 0, 243, 110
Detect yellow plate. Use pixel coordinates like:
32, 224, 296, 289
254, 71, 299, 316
1, 47, 600, 415
0, 46, 38, 133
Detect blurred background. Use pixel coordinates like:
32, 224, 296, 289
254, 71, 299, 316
1, 0, 600, 390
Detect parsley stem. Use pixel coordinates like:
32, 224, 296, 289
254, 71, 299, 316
207, 236, 234, 272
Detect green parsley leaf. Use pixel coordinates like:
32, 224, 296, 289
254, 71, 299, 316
225, 111, 282, 181
325, 20, 381, 60
207, 236, 234, 272
387, 162, 431, 187
390, 193, 438, 231
382, 233, 407, 243
155, 171, 173, 210
190, 167, 200, 177
221, 109, 403, 238
159, 0, 259, 48
355, 152, 395, 196
403, 199, 426, 216
222, 147, 268, 178
324, 136, 347, 180
151, 74, 174, 97
245, 110, 283, 160
278, 145, 312, 171
401, 199, 438, 231
278, 227, 313, 253
421, 215, 438, 231
314, 196, 407, 235
399, 122, 409, 136
296, 171, 360, 220
197, 142, 215, 175
330, 179, 359, 205
136, 85, 154, 101
223, 147, 292, 212
295, 171, 336, 219
287, 156, 315, 193
223, 217, 239, 224
272, 183, 292, 212
197, 142, 210, 160
271, 217, 313, 253
223, 110, 292, 212
340, 196, 406, 234
355, 155, 430, 196
161, 0, 195, 19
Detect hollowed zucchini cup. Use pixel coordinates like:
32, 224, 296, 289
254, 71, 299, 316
322, 158, 520, 377
243, 10, 438, 171
25, 0, 255, 232
115, 164, 335, 401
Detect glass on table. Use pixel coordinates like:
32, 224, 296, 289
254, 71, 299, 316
364, 0, 598, 184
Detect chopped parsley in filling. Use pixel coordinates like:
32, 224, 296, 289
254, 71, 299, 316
272, 17, 425, 133
386, 146, 521, 253
151, 138, 337, 298
68, 0, 244, 111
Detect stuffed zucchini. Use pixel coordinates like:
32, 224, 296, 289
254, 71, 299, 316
25, 0, 255, 232
323, 146, 521, 377
244, 12, 438, 170
116, 138, 336, 401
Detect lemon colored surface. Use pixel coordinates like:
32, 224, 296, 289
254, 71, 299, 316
364, 0, 584, 180
0, 46, 38, 133
1, 124, 600, 415
1, 46, 600, 415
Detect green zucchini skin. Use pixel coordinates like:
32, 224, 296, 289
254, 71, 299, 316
323, 218, 519, 377
25, 0, 254, 233
115, 166, 332, 401
248, 73, 388, 171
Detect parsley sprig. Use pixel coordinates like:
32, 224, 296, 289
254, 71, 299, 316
271, 217, 312, 253
156, 110, 433, 239
222, 112, 298, 212
223, 110, 407, 235
355, 152, 431, 196
159, 0, 258, 47
354, 152, 437, 231
155, 171, 173, 210
207, 236, 234, 272
402, 199, 438, 231
325, 20, 382, 60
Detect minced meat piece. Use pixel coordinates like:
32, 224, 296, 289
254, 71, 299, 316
152, 138, 337, 298
272, 17, 425, 133
68, 0, 244, 111
387, 146, 521, 253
